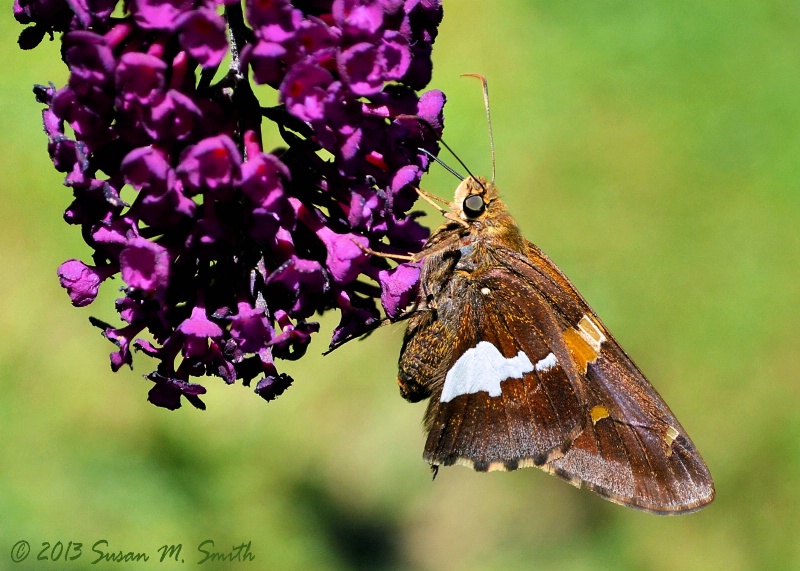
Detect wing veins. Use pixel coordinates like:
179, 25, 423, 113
495, 249, 583, 326
494, 306, 559, 460
494, 304, 560, 418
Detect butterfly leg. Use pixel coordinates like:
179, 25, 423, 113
350, 239, 417, 262
415, 187, 469, 228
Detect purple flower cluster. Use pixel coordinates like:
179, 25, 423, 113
16, 0, 444, 409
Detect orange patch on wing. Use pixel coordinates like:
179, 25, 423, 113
564, 314, 607, 373
590, 405, 610, 424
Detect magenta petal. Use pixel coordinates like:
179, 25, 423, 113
333, 0, 384, 37
121, 145, 171, 189
230, 302, 273, 353
317, 227, 369, 283
62, 30, 115, 88
178, 306, 223, 338
244, 41, 288, 86
280, 62, 334, 121
379, 31, 411, 80
91, 217, 139, 252
176, 8, 228, 69
119, 237, 170, 297
132, 0, 196, 31
57, 259, 114, 307
239, 152, 290, 205
178, 306, 224, 358
266, 256, 327, 318
145, 89, 202, 142
115, 52, 167, 105
339, 42, 382, 96
417, 88, 445, 130
247, 0, 302, 42
378, 262, 420, 318
177, 135, 242, 194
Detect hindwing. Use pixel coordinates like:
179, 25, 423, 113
398, 241, 715, 513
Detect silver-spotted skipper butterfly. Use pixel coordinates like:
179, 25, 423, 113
394, 76, 714, 514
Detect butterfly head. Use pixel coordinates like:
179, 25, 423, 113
449, 176, 526, 249
453, 176, 502, 221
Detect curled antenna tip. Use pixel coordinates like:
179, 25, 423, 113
461, 73, 487, 82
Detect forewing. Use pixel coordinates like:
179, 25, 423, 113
494, 244, 715, 513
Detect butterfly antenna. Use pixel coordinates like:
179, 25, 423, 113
418, 148, 464, 181
462, 73, 496, 185
437, 137, 482, 188
396, 113, 484, 191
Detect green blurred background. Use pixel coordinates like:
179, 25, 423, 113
2, 1, 800, 569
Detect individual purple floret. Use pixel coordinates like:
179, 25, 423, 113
57, 259, 115, 307
16, 0, 445, 409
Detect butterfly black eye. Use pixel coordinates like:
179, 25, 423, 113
463, 195, 486, 218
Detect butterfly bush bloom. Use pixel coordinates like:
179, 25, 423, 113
16, 0, 444, 409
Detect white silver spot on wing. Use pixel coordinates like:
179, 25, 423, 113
480, 287, 491, 295
577, 314, 606, 353
440, 341, 533, 403
534, 352, 557, 372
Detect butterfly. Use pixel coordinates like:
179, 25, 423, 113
395, 171, 715, 514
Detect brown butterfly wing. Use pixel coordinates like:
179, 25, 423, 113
418, 276, 586, 471
501, 245, 713, 512
403, 241, 714, 513
543, 339, 715, 513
